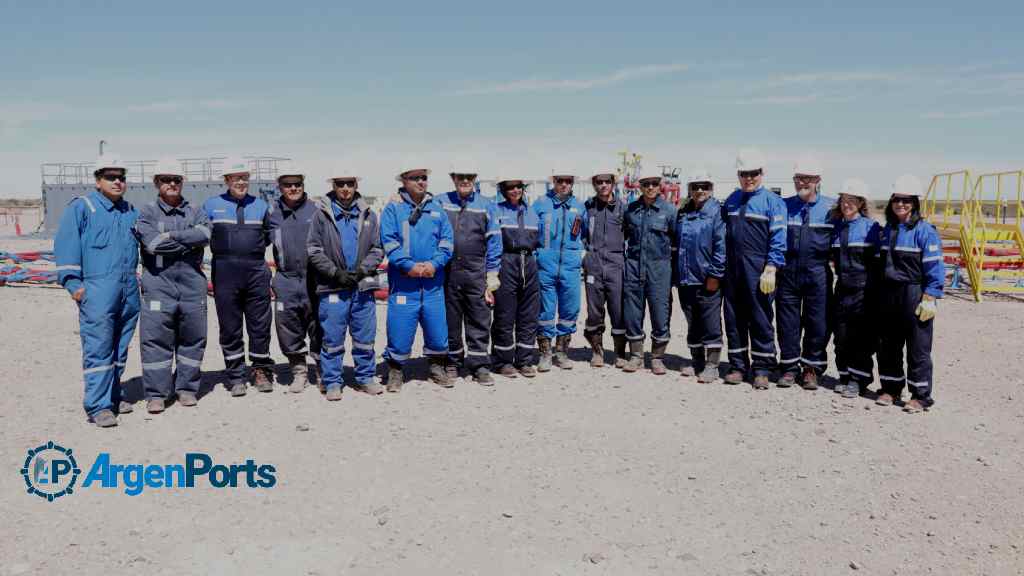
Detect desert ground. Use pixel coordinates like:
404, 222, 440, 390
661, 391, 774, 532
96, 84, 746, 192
1, 236, 1022, 576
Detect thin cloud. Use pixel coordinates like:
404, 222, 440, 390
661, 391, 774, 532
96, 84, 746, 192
449, 63, 690, 96
125, 99, 257, 113
733, 93, 854, 105
920, 106, 1023, 120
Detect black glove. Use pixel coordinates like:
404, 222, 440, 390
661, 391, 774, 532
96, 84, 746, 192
334, 269, 358, 290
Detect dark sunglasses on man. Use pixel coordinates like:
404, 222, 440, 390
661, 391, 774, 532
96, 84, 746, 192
156, 175, 183, 185
738, 169, 762, 179
593, 178, 613, 186
554, 178, 574, 185
407, 175, 428, 182
689, 183, 712, 192
101, 173, 127, 183
280, 179, 304, 189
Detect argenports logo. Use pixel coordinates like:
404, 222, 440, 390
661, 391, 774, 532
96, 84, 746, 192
21, 441, 277, 499
21, 441, 81, 501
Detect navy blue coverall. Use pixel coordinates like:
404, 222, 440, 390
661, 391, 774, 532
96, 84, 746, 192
776, 194, 836, 377
831, 215, 882, 389
722, 186, 788, 378
268, 194, 320, 366
133, 198, 210, 400
623, 196, 676, 346
674, 197, 727, 355
490, 196, 541, 369
436, 190, 502, 373
876, 219, 944, 404
582, 196, 626, 340
202, 192, 274, 385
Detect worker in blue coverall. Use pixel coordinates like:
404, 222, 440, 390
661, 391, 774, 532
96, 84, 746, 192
202, 157, 274, 396
874, 174, 945, 413
722, 148, 788, 390
621, 175, 676, 375
307, 174, 385, 401
776, 155, 836, 390
380, 167, 455, 392
533, 173, 586, 371
436, 168, 502, 385
829, 178, 882, 399
268, 166, 321, 394
490, 177, 542, 379
133, 159, 210, 414
674, 169, 727, 384
55, 154, 140, 428
582, 172, 627, 368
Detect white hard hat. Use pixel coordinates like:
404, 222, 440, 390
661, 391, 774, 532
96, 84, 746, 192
891, 174, 924, 197
839, 178, 870, 199
152, 157, 183, 178
220, 156, 251, 178
396, 167, 431, 182
94, 153, 127, 175
590, 172, 617, 182
496, 176, 526, 187
793, 154, 824, 177
276, 161, 305, 181
549, 172, 582, 183
327, 174, 362, 184
448, 155, 479, 177
687, 168, 713, 185
735, 148, 767, 172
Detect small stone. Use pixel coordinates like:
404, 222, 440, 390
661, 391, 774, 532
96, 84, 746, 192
583, 552, 606, 564
677, 552, 698, 562
372, 506, 390, 517
926, 531, 936, 537
687, 475, 697, 480
296, 424, 310, 432
849, 560, 861, 570
502, 511, 514, 518
377, 516, 389, 526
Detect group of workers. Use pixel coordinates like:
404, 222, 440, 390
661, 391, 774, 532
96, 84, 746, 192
54, 148, 944, 429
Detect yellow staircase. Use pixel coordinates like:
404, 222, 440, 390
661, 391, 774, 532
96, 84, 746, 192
926, 170, 1024, 302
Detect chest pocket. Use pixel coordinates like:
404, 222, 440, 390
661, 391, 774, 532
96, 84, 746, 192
87, 211, 111, 249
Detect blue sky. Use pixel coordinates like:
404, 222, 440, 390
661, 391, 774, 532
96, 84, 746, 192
2, 0, 1023, 198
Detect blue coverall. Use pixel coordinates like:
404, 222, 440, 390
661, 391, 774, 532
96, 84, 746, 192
776, 194, 836, 377
133, 198, 210, 400
623, 196, 675, 345
380, 190, 454, 366
722, 186, 788, 378
203, 192, 274, 385
675, 196, 727, 360
582, 196, 626, 341
436, 190, 502, 373
268, 195, 320, 366
876, 218, 944, 405
306, 194, 384, 389
831, 215, 882, 390
532, 190, 586, 340
490, 196, 541, 369
55, 190, 140, 418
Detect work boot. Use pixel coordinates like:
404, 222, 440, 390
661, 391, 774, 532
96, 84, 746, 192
698, 348, 721, 383
146, 398, 165, 414
612, 335, 627, 369
553, 335, 572, 369
230, 380, 247, 397
429, 357, 453, 388
587, 333, 605, 368
289, 359, 308, 394
386, 362, 404, 393
680, 346, 705, 377
325, 386, 343, 401
518, 365, 537, 378
622, 341, 644, 373
356, 379, 384, 395
777, 371, 797, 388
176, 391, 198, 407
445, 363, 460, 382
724, 370, 744, 385
840, 383, 859, 399
497, 365, 518, 378
650, 342, 668, 375
474, 367, 495, 386
537, 337, 553, 372
800, 368, 819, 390
835, 374, 851, 394
903, 398, 928, 413
118, 400, 134, 414
875, 392, 895, 406
752, 374, 771, 390
253, 368, 273, 393
91, 409, 117, 428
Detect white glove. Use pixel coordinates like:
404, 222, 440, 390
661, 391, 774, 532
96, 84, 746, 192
915, 297, 937, 321
759, 265, 777, 294
486, 271, 500, 294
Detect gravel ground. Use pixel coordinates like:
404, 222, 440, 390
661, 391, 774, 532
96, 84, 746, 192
1, 236, 1022, 576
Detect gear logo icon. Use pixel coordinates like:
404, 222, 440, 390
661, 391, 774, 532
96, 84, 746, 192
21, 441, 81, 501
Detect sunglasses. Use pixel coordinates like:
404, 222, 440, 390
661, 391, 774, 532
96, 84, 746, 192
504, 184, 524, 191
641, 181, 661, 188
157, 175, 182, 185
689, 183, 712, 192
280, 181, 304, 188
333, 179, 356, 188
453, 174, 476, 182
593, 179, 613, 186
738, 170, 762, 179
891, 196, 916, 204
406, 175, 428, 182
554, 178, 574, 185
101, 173, 127, 183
